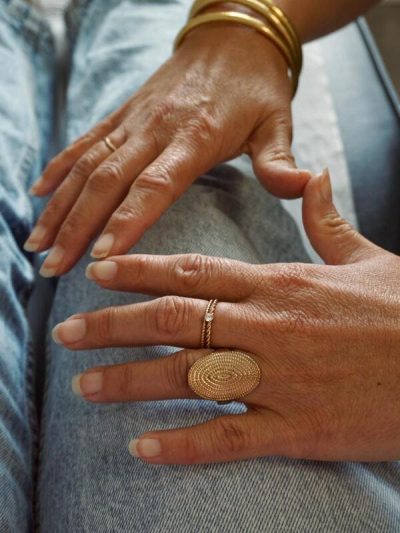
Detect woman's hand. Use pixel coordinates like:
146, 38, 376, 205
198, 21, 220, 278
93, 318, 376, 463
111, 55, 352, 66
51, 171, 400, 465
25, 20, 310, 277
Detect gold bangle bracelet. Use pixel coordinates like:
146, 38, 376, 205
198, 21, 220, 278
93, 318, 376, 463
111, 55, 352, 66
189, 0, 301, 69
259, 0, 302, 68
173, 11, 299, 95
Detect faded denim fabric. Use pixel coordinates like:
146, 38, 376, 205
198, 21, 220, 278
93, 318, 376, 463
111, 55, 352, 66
0, 0, 399, 531
39, 1, 400, 532
0, 1, 54, 531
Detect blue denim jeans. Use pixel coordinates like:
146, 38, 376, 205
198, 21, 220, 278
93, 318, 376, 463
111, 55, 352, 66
0, 0, 399, 531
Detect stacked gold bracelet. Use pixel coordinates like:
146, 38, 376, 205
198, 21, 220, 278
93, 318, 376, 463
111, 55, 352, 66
173, 0, 302, 96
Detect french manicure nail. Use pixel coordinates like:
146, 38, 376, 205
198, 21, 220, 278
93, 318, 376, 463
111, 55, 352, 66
23, 225, 47, 252
320, 168, 332, 202
129, 438, 162, 458
71, 374, 83, 395
52, 318, 86, 344
86, 261, 118, 281
39, 245, 64, 277
72, 372, 103, 396
91, 233, 115, 259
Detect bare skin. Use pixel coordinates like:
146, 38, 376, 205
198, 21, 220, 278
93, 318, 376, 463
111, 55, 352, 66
24, 0, 380, 276
52, 172, 400, 465
24, 22, 308, 277
277, 0, 380, 42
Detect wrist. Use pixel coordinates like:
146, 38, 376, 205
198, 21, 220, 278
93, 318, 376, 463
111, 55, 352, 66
175, 15, 292, 90
177, 2, 297, 94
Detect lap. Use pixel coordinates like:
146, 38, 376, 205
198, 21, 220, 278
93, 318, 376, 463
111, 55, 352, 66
37, 1, 400, 530
38, 178, 400, 532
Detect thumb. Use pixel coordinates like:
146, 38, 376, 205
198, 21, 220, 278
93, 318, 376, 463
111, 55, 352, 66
302, 169, 380, 265
250, 111, 311, 199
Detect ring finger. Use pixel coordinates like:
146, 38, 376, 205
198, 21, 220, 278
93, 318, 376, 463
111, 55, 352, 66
52, 297, 243, 351
25, 129, 127, 252
28, 135, 158, 276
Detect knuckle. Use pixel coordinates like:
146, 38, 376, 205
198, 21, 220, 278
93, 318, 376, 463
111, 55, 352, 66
186, 111, 218, 145
116, 364, 135, 397
110, 202, 144, 231
322, 210, 355, 237
270, 263, 312, 292
167, 352, 191, 392
153, 296, 190, 338
213, 417, 247, 455
265, 147, 295, 166
131, 255, 148, 285
149, 100, 175, 127
135, 171, 176, 201
72, 151, 99, 178
175, 254, 217, 291
87, 162, 124, 193
96, 306, 118, 344
180, 433, 202, 464
272, 110, 293, 139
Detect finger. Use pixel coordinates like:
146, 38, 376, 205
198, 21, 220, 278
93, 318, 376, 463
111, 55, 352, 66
128, 411, 289, 464
302, 170, 381, 265
36, 138, 157, 276
86, 253, 260, 302
24, 130, 128, 254
71, 349, 209, 402
90, 141, 215, 259
250, 110, 311, 199
30, 105, 127, 196
71, 346, 265, 404
51, 297, 241, 350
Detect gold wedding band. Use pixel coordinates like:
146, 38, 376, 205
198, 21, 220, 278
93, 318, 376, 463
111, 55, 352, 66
103, 136, 117, 153
188, 350, 261, 402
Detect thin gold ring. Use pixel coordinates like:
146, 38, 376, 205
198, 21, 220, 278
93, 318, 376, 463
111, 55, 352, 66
201, 299, 218, 349
104, 136, 117, 153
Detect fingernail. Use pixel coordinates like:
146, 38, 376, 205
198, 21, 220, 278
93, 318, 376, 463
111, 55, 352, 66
91, 234, 115, 259
129, 438, 162, 459
52, 318, 86, 344
86, 261, 118, 281
23, 225, 47, 252
320, 168, 332, 202
39, 245, 64, 277
72, 372, 103, 396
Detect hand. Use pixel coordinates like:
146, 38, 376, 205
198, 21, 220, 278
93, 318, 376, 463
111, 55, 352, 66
25, 20, 310, 277
51, 171, 400, 465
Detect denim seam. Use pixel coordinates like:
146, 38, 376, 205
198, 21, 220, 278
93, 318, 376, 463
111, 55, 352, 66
26, 326, 39, 533
34, 327, 55, 533
65, 0, 95, 47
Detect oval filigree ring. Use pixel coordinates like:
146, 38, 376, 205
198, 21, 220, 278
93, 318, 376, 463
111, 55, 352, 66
188, 350, 262, 402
